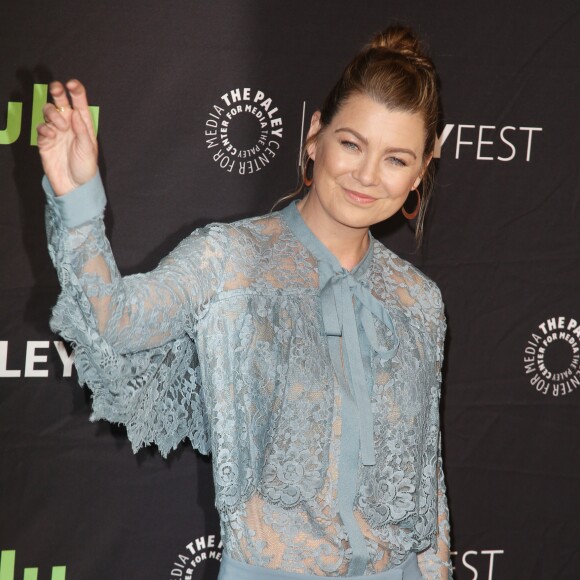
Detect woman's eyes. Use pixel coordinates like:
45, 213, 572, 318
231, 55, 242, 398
389, 157, 407, 167
339, 140, 408, 167
340, 139, 359, 151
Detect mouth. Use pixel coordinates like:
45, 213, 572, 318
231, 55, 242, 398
343, 188, 377, 205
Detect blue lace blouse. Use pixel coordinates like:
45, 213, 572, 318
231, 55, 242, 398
44, 172, 452, 578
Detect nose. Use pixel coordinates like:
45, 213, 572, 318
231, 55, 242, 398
353, 154, 380, 187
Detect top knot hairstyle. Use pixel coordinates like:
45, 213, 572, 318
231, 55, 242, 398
297, 25, 441, 245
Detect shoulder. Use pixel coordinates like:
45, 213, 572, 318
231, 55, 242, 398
219, 209, 286, 252
178, 209, 282, 251
370, 239, 444, 316
232, 208, 284, 230
169, 210, 285, 277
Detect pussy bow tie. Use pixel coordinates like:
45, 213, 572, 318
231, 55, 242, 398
316, 250, 400, 466
281, 201, 400, 466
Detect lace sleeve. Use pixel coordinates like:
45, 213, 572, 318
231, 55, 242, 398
44, 173, 227, 456
417, 437, 453, 579
417, 304, 453, 579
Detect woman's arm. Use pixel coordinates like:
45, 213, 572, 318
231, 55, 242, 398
417, 298, 453, 579
44, 174, 226, 457
45, 171, 226, 353
40, 79, 228, 351
39, 80, 226, 456
417, 437, 453, 579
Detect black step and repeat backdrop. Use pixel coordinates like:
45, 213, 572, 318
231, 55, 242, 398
1, 1, 579, 579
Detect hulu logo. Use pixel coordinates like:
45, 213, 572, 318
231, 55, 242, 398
0, 550, 66, 580
0, 84, 99, 146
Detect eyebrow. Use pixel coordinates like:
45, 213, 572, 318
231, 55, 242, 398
334, 127, 418, 159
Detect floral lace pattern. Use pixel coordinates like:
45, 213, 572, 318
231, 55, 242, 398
46, 187, 451, 577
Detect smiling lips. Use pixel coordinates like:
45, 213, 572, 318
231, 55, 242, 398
344, 188, 378, 205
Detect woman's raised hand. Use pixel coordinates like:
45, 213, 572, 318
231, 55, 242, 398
37, 80, 98, 196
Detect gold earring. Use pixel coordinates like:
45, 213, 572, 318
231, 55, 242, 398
402, 188, 421, 220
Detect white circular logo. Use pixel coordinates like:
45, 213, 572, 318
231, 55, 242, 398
524, 316, 580, 397
169, 535, 223, 579
205, 87, 283, 175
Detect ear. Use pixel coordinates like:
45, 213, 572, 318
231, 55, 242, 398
305, 111, 322, 160
412, 152, 433, 190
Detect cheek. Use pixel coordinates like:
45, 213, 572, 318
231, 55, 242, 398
315, 149, 351, 180
381, 172, 416, 197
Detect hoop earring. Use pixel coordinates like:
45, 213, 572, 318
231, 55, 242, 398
303, 158, 313, 187
402, 188, 421, 220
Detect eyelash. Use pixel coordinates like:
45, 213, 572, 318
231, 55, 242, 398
339, 140, 407, 167
341, 140, 359, 151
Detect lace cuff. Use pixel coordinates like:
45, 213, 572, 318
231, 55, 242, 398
417, 436, 453, 579
43, 171, 106, 228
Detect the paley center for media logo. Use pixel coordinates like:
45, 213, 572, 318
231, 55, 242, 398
524, 316, 580, 397
169, 535, 222, 579
205, 87, 283, 175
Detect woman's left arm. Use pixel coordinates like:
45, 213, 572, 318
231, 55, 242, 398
417, 297, 453, 579
417, 437, 453, 579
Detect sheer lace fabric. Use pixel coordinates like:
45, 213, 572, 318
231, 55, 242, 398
46, 187, 451, 577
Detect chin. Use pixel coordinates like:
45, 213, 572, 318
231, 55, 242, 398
335, 210, 382, 230
339, 204, 398, 228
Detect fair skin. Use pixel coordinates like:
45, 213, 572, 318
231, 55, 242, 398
297, 92, 431, 270
37, 79, 98, 196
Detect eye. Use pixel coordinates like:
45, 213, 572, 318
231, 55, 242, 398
340, 140, 359, 151
388, 156, 407, 167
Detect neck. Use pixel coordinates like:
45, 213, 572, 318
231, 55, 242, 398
296, 194, 370, 271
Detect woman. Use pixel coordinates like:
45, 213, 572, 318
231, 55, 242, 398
38, 26, 452, 580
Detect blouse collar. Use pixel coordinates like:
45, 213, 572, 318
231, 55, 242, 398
280, 200, 374, 279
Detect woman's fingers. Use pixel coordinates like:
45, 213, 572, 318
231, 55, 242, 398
36, 122, 56, 142
38, 79, 98, 195
66, 79, 96, 141
42, 81, 74, 133
45, 80, 95, 140
42, 103, 69, 131
41, 79, 97, 147
49, 81, 71, 109
65, 79, 87, 107
70, 108, 95, 152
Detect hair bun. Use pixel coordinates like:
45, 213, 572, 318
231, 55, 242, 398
368, 25, 433, 69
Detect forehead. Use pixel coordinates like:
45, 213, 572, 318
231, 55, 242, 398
330, 93, 426, 150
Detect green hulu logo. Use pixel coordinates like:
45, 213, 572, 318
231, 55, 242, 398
0, 550, 66, 580
0, 83, 99, 146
